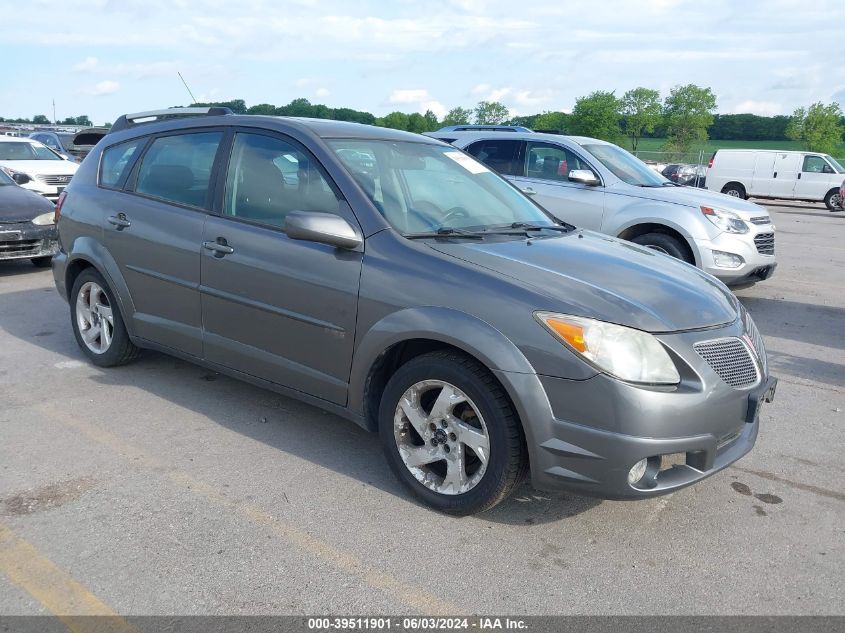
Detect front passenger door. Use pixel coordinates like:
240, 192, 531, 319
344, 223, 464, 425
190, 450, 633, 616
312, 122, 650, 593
200, 131, 362, 405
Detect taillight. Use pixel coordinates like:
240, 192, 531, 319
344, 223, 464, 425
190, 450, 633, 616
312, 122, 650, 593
54, 190, 67, 224
707, 152, 716, 169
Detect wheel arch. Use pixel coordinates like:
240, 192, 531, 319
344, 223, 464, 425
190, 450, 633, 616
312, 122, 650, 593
616, 222, 699, 266
721, 181, 747, 197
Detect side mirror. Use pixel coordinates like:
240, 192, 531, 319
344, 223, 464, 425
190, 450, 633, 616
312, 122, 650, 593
12, 173, 31, 185
285, 211, 362, 250
823, 165, 834, 174
568, 169, 600, 186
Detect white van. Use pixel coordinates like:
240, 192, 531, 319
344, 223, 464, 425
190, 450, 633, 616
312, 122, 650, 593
706, 149, 845, 211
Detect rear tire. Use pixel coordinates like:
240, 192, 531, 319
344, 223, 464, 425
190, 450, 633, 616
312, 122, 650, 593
31, 256, 52, 268
824, 188, 843, 212
378, 350, 527, 516
70, 269, 140, 367
721, 183, 746, 199
631, 232, 694, 264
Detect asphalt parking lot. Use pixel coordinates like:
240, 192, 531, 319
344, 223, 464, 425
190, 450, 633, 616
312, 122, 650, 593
0, 202, 843, 617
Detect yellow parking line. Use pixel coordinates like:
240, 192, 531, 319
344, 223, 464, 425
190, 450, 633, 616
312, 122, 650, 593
0, 524, 137, 633
34, 402, 464, 615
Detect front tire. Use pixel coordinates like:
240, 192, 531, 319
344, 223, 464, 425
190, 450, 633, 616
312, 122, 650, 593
631, 232, 694, 263
721, 183, 746, 199
378, 350, 527, 515
824, 188, 843, 212
70, 269, 140, 367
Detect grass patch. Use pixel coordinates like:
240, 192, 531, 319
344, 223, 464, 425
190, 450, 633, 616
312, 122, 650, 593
627, 137, 845, 162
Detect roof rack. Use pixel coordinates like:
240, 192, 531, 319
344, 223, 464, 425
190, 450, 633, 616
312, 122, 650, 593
109, 107, 233, 133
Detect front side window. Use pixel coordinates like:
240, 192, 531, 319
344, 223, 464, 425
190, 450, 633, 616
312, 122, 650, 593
135, 132, 223, 209
224, 132, 339, 228
581, 143, 667, 187
802, 155, 828, 173
0, 141, 63, 161
525, 142, 590, 182
100, 138, 145, 189
329, 139, 555, 234
465, 140, 522, 176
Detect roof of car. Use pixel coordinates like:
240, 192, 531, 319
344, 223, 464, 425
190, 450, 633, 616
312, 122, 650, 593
0, 136, 40, 143
427, 130, 612, 147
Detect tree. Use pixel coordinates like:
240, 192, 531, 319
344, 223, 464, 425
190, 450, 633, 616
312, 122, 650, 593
32, 114, 49, 124
422, 110, 440, 131
568, 91, 621, 141
663, 84, 717, 153
531, 111, 568, 133
442, 107, 472, 126
378, 111, 410, 130
76, 115, 92, 127
474, 101, 509, 125
786, 102, 844, 154
247, 103, 276, 115
406, 112, 428, 134
620, 87, 662, 152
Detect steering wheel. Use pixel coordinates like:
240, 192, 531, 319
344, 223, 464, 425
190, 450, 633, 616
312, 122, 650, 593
439, 206, 470, 226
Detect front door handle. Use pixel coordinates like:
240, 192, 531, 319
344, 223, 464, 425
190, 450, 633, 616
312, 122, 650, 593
520, 187, 537, 196
107, 213, 131, 229
202, 239, 234, 257
773, 172, 777, 178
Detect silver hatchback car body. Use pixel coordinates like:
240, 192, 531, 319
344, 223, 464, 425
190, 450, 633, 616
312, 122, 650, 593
429, 131, 777, 286
52, 109, 776, 515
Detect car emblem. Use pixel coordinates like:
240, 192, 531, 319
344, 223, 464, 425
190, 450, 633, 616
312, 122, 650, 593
56, 176, 70, 183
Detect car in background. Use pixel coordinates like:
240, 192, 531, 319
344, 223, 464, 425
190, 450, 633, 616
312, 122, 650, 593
0, 168, 58, 267
30, 128, 108, 163
662, 163, 707, 188
706, 149, 845, 211
432, 125, 533, 144
0, 137, 79, 202
836, 179, 845, 210
428, 130, 776, 286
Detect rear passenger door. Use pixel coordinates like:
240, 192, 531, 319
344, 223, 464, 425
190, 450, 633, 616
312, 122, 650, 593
200, 130, 362, 405
104, 130, 224, 357
769, 153, 800, 199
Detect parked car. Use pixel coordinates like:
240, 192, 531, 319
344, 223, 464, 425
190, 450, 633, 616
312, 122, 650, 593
0, 168, 58, 266
834, 179, 845, 211
662, 163, 706, 188
30, 128, 108, 163
427, 131, 776, 286
53, 108, 776, 515
706, 149, 845, 211
0, 137, 79, 201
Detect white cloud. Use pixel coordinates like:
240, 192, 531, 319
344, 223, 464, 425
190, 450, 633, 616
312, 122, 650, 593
315, 87, 331, 98
421, 100, 447, 119
91, 80, 120, 96
389, 89, 432, 104
731, 100, 783, 116
73, 56, 98, 72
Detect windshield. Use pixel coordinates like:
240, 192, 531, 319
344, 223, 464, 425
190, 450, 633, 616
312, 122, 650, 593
0, 141, 63, 161
328, 140, 556, 234
582, 143, 668, 186
824, 155, 845, 174
0, 170, 14, 186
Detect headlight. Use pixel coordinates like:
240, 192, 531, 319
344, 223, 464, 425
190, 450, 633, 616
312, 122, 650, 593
701, 206, 748, 234
535, 312, 681, 385
32, 212, 56, 226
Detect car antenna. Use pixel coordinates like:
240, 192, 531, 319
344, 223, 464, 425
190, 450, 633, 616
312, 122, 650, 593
177, 71, 198, 104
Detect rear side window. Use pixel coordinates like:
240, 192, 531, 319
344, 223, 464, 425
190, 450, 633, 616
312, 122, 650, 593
223, 132, 339, 228
465, 140, 523, 176
100, 138, 144, 189
135, 132, 223, 209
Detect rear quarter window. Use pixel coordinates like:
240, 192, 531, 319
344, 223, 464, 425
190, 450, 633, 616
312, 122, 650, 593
100, 138, 145, 189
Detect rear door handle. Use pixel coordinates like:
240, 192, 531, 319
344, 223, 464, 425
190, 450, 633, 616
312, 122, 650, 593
520, 187, 537, 196
107, 213, 131, 229
202, 239, 234, 257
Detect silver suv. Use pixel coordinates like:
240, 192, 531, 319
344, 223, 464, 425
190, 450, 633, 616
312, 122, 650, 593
52, 108, 776, 515
428, 131, 777, 286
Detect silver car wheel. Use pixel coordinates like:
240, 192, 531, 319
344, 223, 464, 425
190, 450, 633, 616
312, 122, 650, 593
393, 380, 490, 495
831, 193, 844, 209
75, 281, 114, 354
725, 189, 741, 198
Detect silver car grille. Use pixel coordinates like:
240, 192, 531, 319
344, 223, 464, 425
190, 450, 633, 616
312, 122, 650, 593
35, 174, 73, 186
750, 216, 771, 225
693, 338, 759, 388
742, 309, 768, 374
754, 232, 775, 255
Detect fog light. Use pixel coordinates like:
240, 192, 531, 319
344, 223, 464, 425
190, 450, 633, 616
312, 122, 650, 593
712, 249, 744, 269
628, 458, 648, 485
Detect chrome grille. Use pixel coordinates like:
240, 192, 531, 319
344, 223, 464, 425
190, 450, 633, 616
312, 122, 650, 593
693, 338, 759, 388
750, 216, 771, 225
0, 239, 42, 258
754, 232, 775, 255
35, 174, 73, 186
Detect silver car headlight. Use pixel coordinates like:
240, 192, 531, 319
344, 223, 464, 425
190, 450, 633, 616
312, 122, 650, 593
701, 206, 748, 234
535, 312, 681, 385
32, 212, 56, 226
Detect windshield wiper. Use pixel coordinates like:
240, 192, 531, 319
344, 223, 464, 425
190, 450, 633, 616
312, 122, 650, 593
405, 227, 485, 240
507, 221, 576, 232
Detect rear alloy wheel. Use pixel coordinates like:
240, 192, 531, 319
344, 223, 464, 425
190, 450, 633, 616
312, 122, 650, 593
379, 351, 527, 515
631, 232, 693, 263
721, 183, 746, 199
824, 189, 843, 212
70, 269, 140, 367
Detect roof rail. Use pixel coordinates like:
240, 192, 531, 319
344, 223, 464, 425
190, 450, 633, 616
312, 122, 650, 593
109, 107, 233, 133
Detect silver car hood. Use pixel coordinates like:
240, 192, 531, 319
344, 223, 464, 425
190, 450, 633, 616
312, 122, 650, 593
617, 183, 767, 219
428, 231, 739, 333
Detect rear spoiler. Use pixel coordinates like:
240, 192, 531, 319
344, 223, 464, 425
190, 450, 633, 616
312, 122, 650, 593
110, 107, 233, 133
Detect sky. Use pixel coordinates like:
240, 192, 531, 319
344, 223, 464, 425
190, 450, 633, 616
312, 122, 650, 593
2, 0, 844, 126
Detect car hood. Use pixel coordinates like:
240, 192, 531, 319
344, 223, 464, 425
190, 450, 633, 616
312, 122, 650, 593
427, 231, 739, 332
0, 160, 78, 176
623, 183, 767, 219
0, 184, 56, 222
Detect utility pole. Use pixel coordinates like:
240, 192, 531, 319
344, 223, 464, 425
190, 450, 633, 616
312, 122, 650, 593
52, 99, 56, 126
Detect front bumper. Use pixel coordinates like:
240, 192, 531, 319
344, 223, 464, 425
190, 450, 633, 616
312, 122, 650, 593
496, 320, 775, 499
696, 229, 776, 285
0, 223, 59, 261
